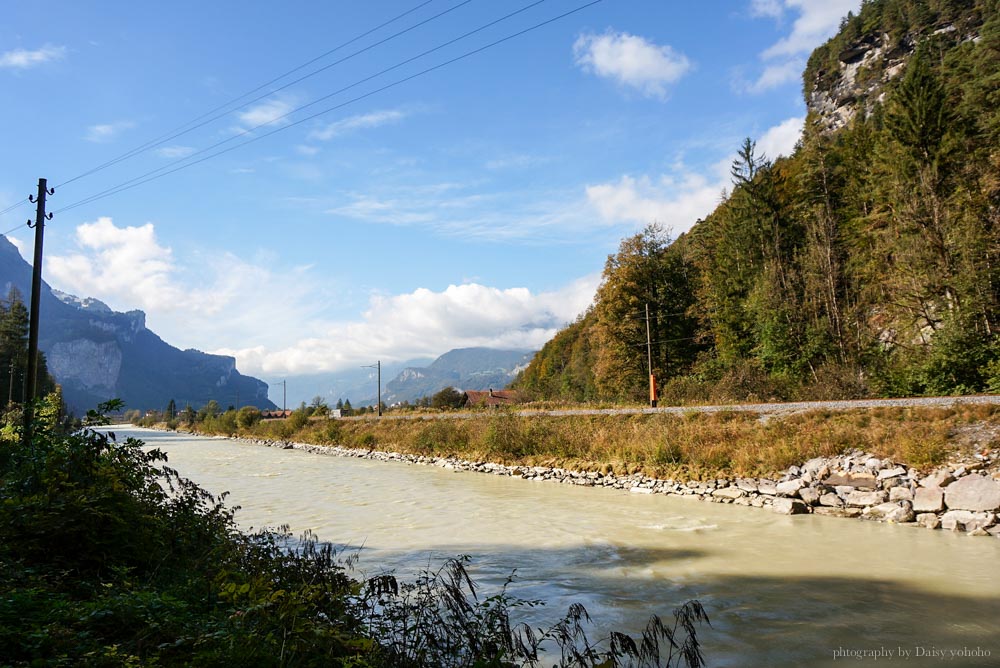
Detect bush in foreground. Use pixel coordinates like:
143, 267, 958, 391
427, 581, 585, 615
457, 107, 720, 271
1, 400, 708, 667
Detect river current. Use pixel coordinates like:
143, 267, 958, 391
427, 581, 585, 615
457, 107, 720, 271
116, 427, 1000, 667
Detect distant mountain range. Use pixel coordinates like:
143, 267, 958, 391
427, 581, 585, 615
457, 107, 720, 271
0, 235, 275, 414
377, 347, 535, 405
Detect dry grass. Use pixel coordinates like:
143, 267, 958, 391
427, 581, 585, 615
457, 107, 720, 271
203, 403, 1000, 481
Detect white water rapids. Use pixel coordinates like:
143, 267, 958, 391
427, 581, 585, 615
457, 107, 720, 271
117, 427, 1000, 667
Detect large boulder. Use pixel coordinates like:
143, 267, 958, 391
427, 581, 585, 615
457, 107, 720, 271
823, 471, 878, 489
864, 501, 914, 523
944, 475, 1000, 512
845, 490, 887, 507
940, 510, 996, 532
772, 498, 810, 515
913, 487, 945, 513
776, 479, 805, 497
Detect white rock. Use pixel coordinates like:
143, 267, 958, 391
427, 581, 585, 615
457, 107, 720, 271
940, 510, 996, 532
776, 479, 805, 496
913, 487, 945, 513
944, 474, 1000, 512
845, 490, 887, 507
772, 498, 809, 515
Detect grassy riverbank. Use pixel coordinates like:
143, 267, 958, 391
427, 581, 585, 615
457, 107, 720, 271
183, 403, 999, 480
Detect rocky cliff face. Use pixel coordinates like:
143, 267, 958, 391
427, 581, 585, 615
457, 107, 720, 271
0, 235, 275, 414
806, 19, 982, 132
47, 339, 122, 395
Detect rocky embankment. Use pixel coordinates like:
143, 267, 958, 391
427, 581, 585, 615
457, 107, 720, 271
223, 434, 1000, 538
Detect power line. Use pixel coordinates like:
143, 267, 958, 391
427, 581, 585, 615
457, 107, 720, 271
53, 0, 455, 190
1, 222, 28, 238
55, 0, 554, 213
54, 0, 598, 215
0, 199, 30, 218
631, 336, 701, 347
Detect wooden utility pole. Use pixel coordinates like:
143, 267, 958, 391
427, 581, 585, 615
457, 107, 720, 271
7, 359, 14, 406
23, 178, 53, 446
362, 361, 382, 416
645, 303, 657, 408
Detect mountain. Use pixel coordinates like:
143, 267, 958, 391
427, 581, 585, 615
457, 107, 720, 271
378, 347, 535, 405
0, 235, 275, 414
515, 0, 1000, 403
279, 358, 434, 409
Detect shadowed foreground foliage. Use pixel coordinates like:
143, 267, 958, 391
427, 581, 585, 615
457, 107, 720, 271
0, 400, 708, 667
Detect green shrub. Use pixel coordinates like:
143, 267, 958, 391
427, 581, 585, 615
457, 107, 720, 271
413, 420, 469, 454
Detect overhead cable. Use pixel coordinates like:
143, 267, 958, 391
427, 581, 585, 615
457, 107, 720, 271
55, 0, 598, 215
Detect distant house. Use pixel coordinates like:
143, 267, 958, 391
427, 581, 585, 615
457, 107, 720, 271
463, 388, 521, 408
260, 409, 294, 419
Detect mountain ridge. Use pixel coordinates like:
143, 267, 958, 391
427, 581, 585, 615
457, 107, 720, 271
0, 235, 275, 414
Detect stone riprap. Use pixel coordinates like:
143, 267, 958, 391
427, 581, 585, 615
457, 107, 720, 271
223, 435, 1000, 537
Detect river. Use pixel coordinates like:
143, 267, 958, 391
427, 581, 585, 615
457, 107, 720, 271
117, 427, 1000, 667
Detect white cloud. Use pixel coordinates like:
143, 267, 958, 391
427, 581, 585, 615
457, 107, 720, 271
586, 116, 804, 231
237, 97, 295, 128
45, 217, 338, 353
756, 116, 804, 159
219, 275, 600, 376
309, 109, 407, 141
325, 184, 600, 243
40, 219, 595, 378
750, 0, 783, 19
574, 31, 691, 99
744, 0, 861, 93
746, 59, 805, 92
85, 121, 135, 143
0, 44, 66, 69
586, 174, 722, 235
761, 0, 861, 60
155, 145, 196, 159
7, 235, 27, 258
47, 218, 187, 310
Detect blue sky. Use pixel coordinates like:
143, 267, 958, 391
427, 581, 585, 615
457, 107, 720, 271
1, 0, 859, 386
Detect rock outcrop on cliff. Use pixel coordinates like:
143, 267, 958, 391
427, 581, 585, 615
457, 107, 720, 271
0, 236, 275, 414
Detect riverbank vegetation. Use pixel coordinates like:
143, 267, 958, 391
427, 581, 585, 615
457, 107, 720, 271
1, 401, 708, 667
170, 401, 999, 481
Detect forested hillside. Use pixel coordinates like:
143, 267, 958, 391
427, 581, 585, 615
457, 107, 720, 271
515, 0, 1000, 403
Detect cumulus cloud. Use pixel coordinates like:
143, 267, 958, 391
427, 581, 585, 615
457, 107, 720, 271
744, 0, 861, 92
756, 116, 804, 159
219, 275, 600, 376
45, 218, 330, 336
0, 44, 66, 69
47, 218, 188, 310
574, 31, 690, 99
85, 121, 135, 143
586, 117, 804, 231
43, 218, 598, 378
309, 109, 407, 141
237, 97, 295, 128
586, 173, 722, 235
